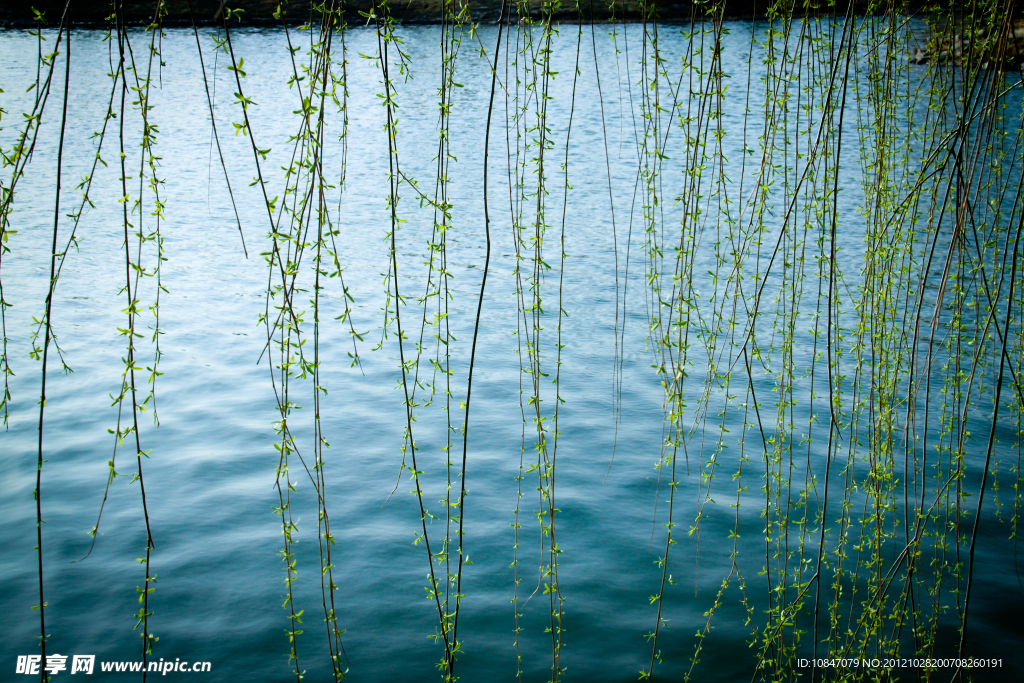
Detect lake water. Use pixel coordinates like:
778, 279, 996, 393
2, 18, 1022, 682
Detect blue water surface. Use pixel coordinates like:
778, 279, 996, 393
1, 19, 1021, 683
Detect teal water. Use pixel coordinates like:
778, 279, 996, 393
1, 20, 1022, 682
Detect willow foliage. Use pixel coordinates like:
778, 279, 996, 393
3, 0, 1023, 680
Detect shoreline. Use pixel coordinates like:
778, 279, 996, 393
0, 0, 914, 29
